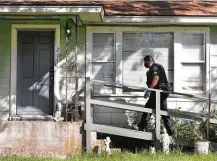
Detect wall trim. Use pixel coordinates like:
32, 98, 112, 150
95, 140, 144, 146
10, 24, 60, 117
103, 16, 217, 24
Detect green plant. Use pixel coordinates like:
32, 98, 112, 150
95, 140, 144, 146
171, 118, 207, 141
170, 108, 208, 142
0, 152, 217, 161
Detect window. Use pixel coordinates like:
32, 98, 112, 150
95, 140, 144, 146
122, 32, 174, 92
174, 32, 207, 94
180, 33, 205, 93
92, 33, 115, 94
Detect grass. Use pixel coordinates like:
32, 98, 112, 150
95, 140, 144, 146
0, 151, 217, 161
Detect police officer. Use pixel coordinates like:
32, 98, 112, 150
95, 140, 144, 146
138, 55, 173, 136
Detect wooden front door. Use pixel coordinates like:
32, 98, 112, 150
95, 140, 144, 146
17, 31, 54, 115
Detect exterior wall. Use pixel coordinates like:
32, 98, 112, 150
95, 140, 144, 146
0, 19, 217, 133
89, 25, 217, 128
0, 121, 82, 156
58, 25, 86, 106
57, 23, 86, 121
0, 19, 86, 120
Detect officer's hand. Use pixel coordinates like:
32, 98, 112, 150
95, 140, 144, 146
144, 90, 151, 99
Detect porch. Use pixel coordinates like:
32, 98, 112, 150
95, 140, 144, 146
84, 78, 217, 152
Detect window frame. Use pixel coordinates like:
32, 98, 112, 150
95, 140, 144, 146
174, 29, 210, 95
121, 31, 174, 93
86, 27, 210, 97
86, 27, 118, 95
92, 33, 116, 94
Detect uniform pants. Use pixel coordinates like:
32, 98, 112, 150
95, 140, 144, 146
138, 91, 173, 135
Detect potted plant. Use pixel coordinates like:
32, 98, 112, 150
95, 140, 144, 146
191, 121, 209, 154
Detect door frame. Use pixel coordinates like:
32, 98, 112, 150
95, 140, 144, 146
10, 24, 60, 117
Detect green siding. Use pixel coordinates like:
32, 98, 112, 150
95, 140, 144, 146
0, 19, 86, 119
0, 21, 11, 121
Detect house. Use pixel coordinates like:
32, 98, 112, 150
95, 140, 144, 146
0, 0, 217, 156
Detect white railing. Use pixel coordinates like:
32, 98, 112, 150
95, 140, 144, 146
84, 77, 216, 151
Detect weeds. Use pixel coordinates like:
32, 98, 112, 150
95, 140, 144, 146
0, 151, 217, 161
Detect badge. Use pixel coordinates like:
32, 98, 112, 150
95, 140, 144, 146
153, 66, 158, 75
153, 66, 158, 72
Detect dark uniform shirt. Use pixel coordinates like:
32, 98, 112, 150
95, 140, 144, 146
146, 63, 169, 90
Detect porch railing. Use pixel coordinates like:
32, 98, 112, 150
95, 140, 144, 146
84, 77, 217, 151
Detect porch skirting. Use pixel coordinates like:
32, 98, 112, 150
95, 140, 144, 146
0, 121, 83, 157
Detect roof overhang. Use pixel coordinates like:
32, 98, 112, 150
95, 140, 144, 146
1, 5, 217, 25
0, 5, 104, 23
102, 16, 217, 25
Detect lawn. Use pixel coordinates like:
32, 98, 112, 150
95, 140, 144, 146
0, 152, 217, 161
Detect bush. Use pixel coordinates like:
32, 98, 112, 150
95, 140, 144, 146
170, 108, 217, 142
171, 118, 206, 141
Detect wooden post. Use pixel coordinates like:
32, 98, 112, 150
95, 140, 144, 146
85, 77, 92, 151
74, 16, 80, 121
155, 90, 161, 150
207, 93, 211, 140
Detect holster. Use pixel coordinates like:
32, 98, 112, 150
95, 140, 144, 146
159, 83, 170, 99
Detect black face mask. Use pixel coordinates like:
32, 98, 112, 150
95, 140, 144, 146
144, 62, 149, 68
